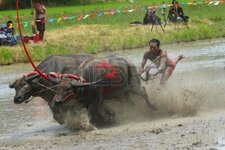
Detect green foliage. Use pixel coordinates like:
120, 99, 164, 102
0, 47, 14, 65
0, 0, 178, 10
84, 41, 101, 53
0, 1, 225, 65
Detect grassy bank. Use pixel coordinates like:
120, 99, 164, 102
0, 1, 225, 65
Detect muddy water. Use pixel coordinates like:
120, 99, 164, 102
0, 39, 225, 149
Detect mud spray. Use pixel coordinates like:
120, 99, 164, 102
62, 68, 225, 130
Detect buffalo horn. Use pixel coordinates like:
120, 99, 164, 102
70, 79, 102, 87
24, 71, 40, 82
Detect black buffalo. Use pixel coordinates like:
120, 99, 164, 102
9, 54, 92, 124
9, 54, 92, 104
52, 54, 156, 126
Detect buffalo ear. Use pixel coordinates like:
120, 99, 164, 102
9, 81, 15, 88
25, 73, 40, 82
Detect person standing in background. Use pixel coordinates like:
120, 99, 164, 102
6, 20, 15, 35
34, 0, 46, 41
161, 2, 167, 23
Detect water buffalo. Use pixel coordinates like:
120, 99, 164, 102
9, 54, 92, 124
9, 54, 92, 104
52, 54, 156, 126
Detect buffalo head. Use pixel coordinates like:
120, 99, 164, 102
9, 71, 41, 104
52, 75, 100, 107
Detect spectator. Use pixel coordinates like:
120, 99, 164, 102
161, 2, 167, 23
169, 1, 189, 23
6, 20, 15, 35
34, 0, 46, 41
0, 23, 16, 46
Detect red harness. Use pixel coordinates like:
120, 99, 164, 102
96, 61, 117, 81
96, 61, 119, 94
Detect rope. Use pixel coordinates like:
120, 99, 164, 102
16, 0, 49, 80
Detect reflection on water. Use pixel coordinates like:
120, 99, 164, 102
0, 39, 225, 142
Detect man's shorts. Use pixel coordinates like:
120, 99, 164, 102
36, 19, 45, 32
165, 61, 176, 76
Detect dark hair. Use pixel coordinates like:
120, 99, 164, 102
149, 38, 160, 47
7, 20, 13, 24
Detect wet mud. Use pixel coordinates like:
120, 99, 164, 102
1, 39, 225, 149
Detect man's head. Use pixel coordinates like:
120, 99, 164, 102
174, 1, 179, 8
149, 39, 160, 52
7, 20, 13, 29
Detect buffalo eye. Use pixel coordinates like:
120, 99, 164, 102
20, 80, 27, 87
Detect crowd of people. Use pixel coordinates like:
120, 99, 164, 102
0, 0, 46, 46
143, 1, 189, 27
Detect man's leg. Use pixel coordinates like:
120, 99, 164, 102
175, 54, 184, 65
39, 31, 44, 41
160, 68, 173, 84
160, 54, 184, 84
39, 21, 45, 41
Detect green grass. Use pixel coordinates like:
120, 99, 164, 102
0, 1, 225, 65
0, 47, 14, 65
0, 0, 194, 33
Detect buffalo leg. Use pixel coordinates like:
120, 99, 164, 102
96, 89, 116, 126
127, 86, 157, 110
87, 94, 102, 126
87, 90, 115, 127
